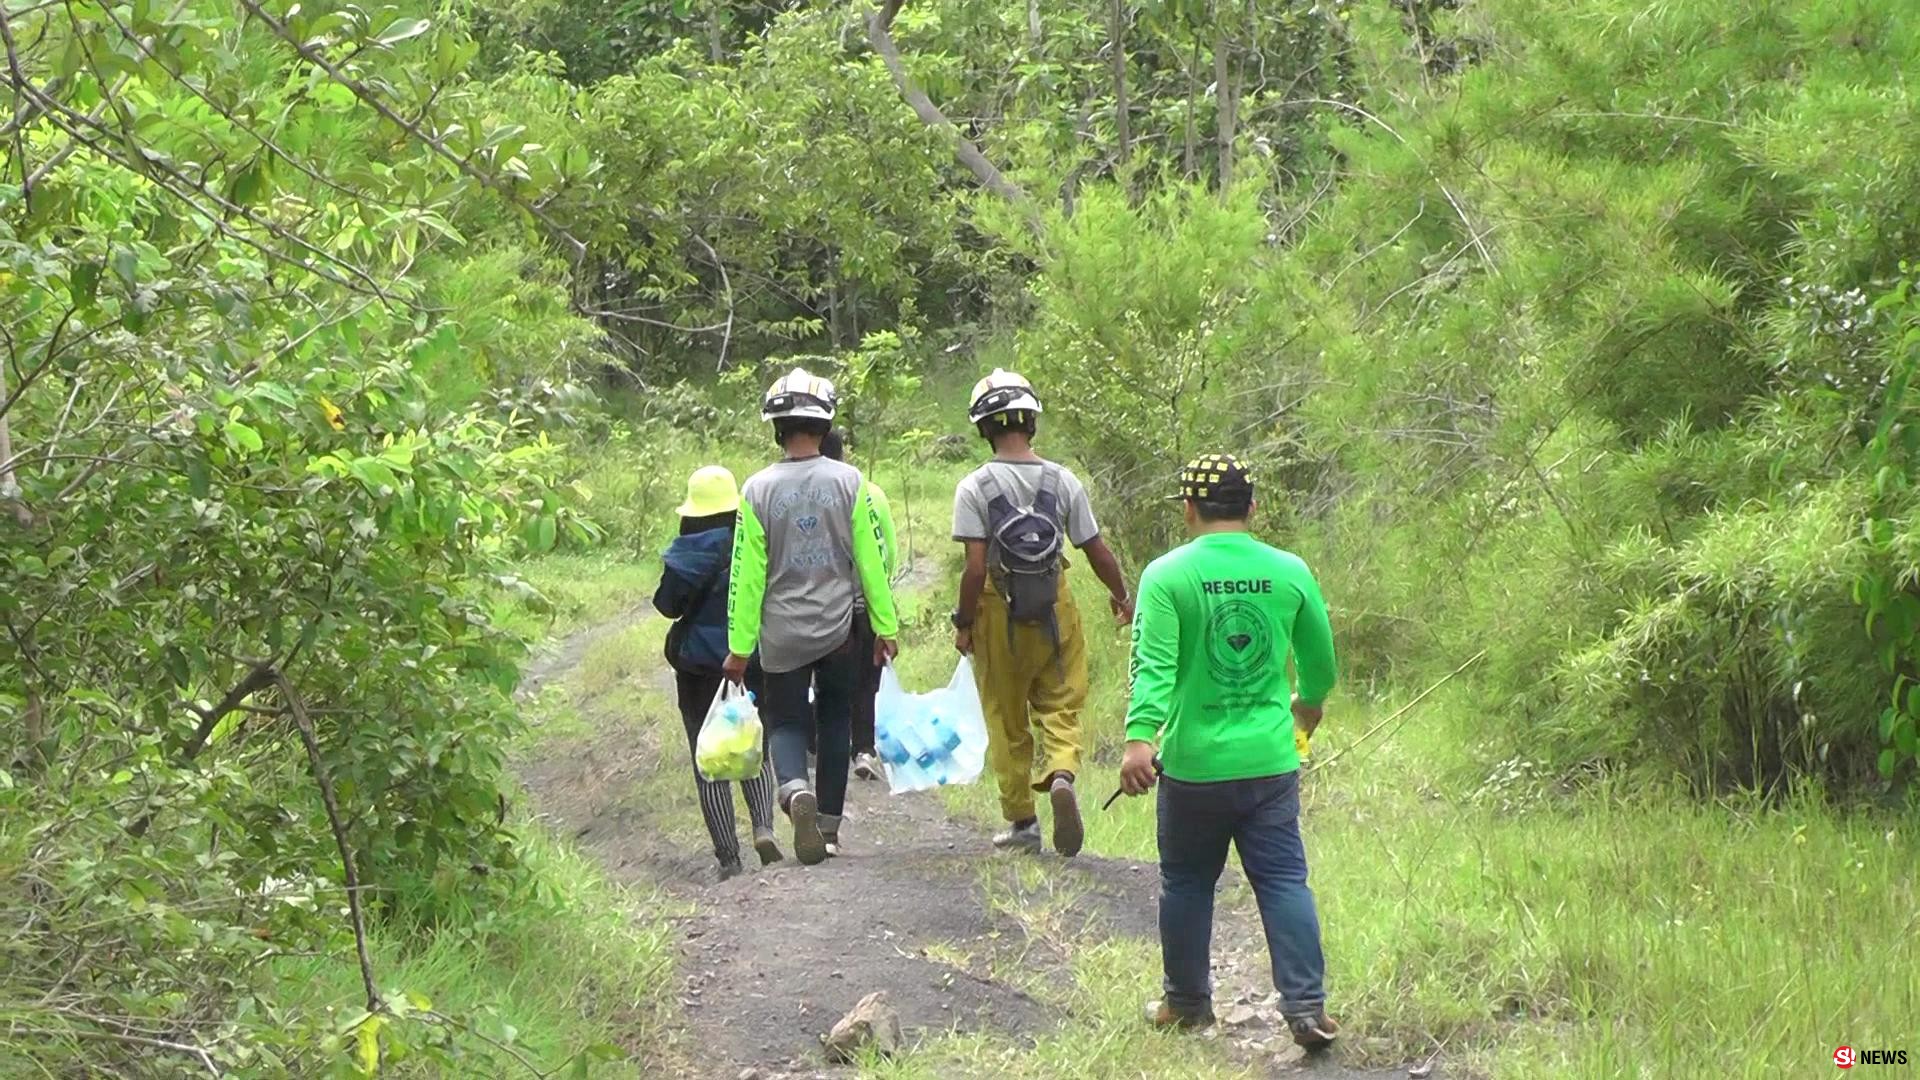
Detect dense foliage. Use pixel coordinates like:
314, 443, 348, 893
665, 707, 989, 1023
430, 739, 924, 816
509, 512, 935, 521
4, 0, 1918, 1073
0, 0, 603, 1071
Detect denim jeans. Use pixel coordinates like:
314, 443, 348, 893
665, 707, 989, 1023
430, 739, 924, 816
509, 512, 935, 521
755, 635, 858, 816
1157, 770, 1326, 1018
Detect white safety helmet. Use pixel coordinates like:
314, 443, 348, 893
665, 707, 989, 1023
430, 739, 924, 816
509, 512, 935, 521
761, 367, 838, 422
967, 368, 1043, 425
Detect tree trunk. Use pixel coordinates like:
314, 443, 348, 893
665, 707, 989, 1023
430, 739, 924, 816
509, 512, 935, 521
1109, 0, 1131, 165
707, 1, 725, 62
867, 2, 1029, 206
1027, 0, 1042, 57
1183, 38, 1199, 180
1213, 29, 1238, 194
0, 362, 27, 527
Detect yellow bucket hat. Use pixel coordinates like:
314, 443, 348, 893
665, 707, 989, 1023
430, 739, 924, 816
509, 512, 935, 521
676, 465, 739, 517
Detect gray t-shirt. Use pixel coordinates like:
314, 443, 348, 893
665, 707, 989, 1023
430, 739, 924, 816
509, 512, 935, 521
952, 458, 1100, 548
740, 456, 864, 673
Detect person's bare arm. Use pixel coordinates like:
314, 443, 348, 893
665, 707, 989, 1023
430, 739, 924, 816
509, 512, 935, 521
1079, 536, 1133, 623
954, 540, 988, 653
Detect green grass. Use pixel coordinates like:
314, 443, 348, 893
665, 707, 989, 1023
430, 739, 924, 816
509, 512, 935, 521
268, 829, 682, 1077
499, 553, 663, 639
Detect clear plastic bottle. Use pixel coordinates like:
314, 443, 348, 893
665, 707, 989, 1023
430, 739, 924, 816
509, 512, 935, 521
878, 730, 910, 766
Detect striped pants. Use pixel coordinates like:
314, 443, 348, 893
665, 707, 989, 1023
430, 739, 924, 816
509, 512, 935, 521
676, 670, 777, 865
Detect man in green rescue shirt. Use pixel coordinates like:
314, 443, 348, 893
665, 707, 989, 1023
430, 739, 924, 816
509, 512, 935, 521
1118, 453, 1339, 1049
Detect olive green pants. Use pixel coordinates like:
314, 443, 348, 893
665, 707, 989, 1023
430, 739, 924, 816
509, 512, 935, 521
971, 583, 1089, 822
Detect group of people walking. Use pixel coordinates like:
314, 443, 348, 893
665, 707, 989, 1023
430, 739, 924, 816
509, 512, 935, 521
650, 366, 1341, 1049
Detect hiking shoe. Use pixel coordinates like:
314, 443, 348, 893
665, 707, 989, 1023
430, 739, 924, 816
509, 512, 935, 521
787, 789, 829, 866
992, 819, 1042, 854
820, 814, 842, 858
716, 857, 744, 882
1287, 1008, 1340, 1049
1144, 999, 1215, 1031
1049, 775, 1085, 858
752, 828, 783, 867
852, 752, 882, 781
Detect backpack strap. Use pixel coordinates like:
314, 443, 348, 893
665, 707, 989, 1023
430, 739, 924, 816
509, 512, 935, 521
977, 465, 1018, 515
1034, 463, 1065, 524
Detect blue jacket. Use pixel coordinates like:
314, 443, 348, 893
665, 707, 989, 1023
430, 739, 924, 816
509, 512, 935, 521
653, 525, 732, 674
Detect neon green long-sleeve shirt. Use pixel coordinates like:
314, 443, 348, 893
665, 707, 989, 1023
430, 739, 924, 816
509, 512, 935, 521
1124, 531, 1336, 782
727, 456, 898, 673
868, 480, 898, 580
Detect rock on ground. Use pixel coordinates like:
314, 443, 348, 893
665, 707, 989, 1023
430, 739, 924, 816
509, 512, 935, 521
823, 991, 901, 1064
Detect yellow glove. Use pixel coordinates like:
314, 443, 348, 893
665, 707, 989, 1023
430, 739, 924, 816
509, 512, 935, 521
1295, 727, 1311, 760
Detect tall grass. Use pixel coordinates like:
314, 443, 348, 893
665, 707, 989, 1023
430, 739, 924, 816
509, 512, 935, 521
267, 829, 681, 1077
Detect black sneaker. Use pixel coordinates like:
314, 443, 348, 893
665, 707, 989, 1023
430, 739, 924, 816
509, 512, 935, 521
1287, 1008, 1340, 1049
717, 857, 744, 882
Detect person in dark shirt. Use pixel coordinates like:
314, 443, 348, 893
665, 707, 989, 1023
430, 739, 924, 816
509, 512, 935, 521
653, 465, 781, 879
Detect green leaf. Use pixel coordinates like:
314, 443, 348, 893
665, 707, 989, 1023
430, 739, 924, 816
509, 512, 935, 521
349, 458, 402, 495
228, 159, 270, 206
482, 124, 527, 149
1896, 717, 1918, 756
532, 514, 557, 553
1878, 749, 1899, 778
354, 1015, 382, 1075
111, 248, 139, 289
376, 17, 431, 45
1882, 706, 1900, 741
224, 420, 264, 454
70, 263, 101, 306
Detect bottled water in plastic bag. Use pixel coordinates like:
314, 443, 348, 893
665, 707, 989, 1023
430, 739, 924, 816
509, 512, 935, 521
873, 659, 988, 795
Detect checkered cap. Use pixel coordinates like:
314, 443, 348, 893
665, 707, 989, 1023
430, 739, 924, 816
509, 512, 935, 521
1170, 453, 1254, 503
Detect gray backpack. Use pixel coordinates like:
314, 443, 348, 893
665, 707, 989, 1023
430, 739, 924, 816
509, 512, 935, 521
981, 465, 1067, 645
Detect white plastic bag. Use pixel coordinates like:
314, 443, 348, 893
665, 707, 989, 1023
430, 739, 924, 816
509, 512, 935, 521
695, 681, 764, 782
873, 658, 989, 794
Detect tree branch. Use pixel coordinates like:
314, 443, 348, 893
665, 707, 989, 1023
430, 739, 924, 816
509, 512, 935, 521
866, 1, 1029, 206
180, 662, 279, 761
275, 671, 383, 1015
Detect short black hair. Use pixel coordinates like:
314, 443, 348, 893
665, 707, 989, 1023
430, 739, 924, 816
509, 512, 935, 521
1190, 498, 1252, 523
821, 427, 850, 461
976, 412, 1037, 443
773, 416, 832, 446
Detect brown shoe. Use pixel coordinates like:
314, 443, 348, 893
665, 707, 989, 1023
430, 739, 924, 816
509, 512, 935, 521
1287, 1008, 1340, 1049
1049, 774, 1084, 858
1143, 999, 1214, 1031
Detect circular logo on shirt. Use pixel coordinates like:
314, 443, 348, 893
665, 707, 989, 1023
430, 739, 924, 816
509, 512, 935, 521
1205, 599, 1274, 686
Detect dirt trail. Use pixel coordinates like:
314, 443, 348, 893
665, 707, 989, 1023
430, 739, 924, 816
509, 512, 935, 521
518, 610, 1442, 1080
